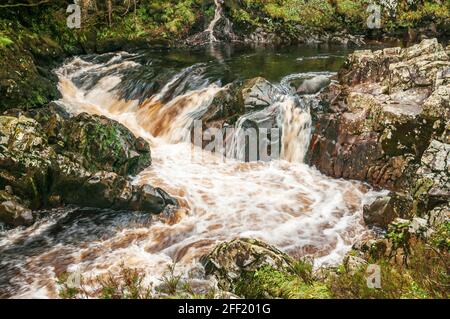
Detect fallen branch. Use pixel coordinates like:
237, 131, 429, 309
0, 0, 50, 8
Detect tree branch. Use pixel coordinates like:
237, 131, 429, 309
0, 0, 50, 8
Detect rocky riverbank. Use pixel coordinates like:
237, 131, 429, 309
199, 39, 449, 299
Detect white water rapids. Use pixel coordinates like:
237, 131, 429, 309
0, 52, 384, 298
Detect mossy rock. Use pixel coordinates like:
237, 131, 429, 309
62, 113, 151, 176
201, 238, 295, 292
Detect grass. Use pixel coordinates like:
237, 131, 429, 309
0, 35, 13, 48
58, 263, 219, 299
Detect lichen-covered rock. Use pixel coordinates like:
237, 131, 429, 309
308, 39, 449, 195
0, 108, 175, 226
62, 113, 151, 176
412, 139, 450, 215
387, 39, 450, 93
338, 47, 402, 86
201, 238, 295, 291
428, 204, 450, 227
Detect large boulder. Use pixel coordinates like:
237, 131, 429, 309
201, 238, 295, 291
0, 108, 175, 227
308, 39, 449, 192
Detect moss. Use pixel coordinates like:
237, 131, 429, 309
0, 35, 13, 48
431, 221, 450, 251
235, 265, 331, 299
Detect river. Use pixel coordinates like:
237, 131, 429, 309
0, 44, 386, 298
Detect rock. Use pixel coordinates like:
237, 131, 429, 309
197, 77, 284, 160
296, 76, 331, 95
422, 82, 450, 120
0, 200, 34, 227
428, 204, 450, 227
343, 255, 367, 272
0, 34, 65, 112
308, 39, 449, 197
0, 109, 174, 226
200, 81, 245, 126
338, 47, 402, 85
413, 139, 450, 214
241, 77, 281, 110
60, 171, 173, 213
363, 192, 413, 229
388, 39, 450, 93
0, 189, 34, 227
201, 238, 295, 291
62, 112, 151, 176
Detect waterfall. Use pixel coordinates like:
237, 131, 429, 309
0, 52, 385, 298
206, 0, 234, 43
280, 97, 312, 162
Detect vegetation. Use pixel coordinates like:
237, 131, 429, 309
58, 220, 449, 299
225, 0, 450, 35
58, 263, 220, 299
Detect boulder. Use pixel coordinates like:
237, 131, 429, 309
62, 112, 151, 176
201, 238, 295, 291
240, 77, 281, 110
0, 189, 34, 227
413, 139, 450, 214
0, 108, 175, 226
296, 76, 331, 95
363, 192, 413, 229
308, 39, 449, 195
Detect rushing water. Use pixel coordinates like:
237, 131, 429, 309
0, 44, 386, 298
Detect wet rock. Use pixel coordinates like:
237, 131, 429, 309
61, 172, 173, 213
200, 81, 245, 126
201, 238, 294, 291
296, 76, 331, 95
62, 112, 151, 176
0, 109, 174, 225
0, 200, 34, 227
241, 77, 280, 110
363, 192, 413, 229
308, 39, 449, 196
0, 189, 34, 227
